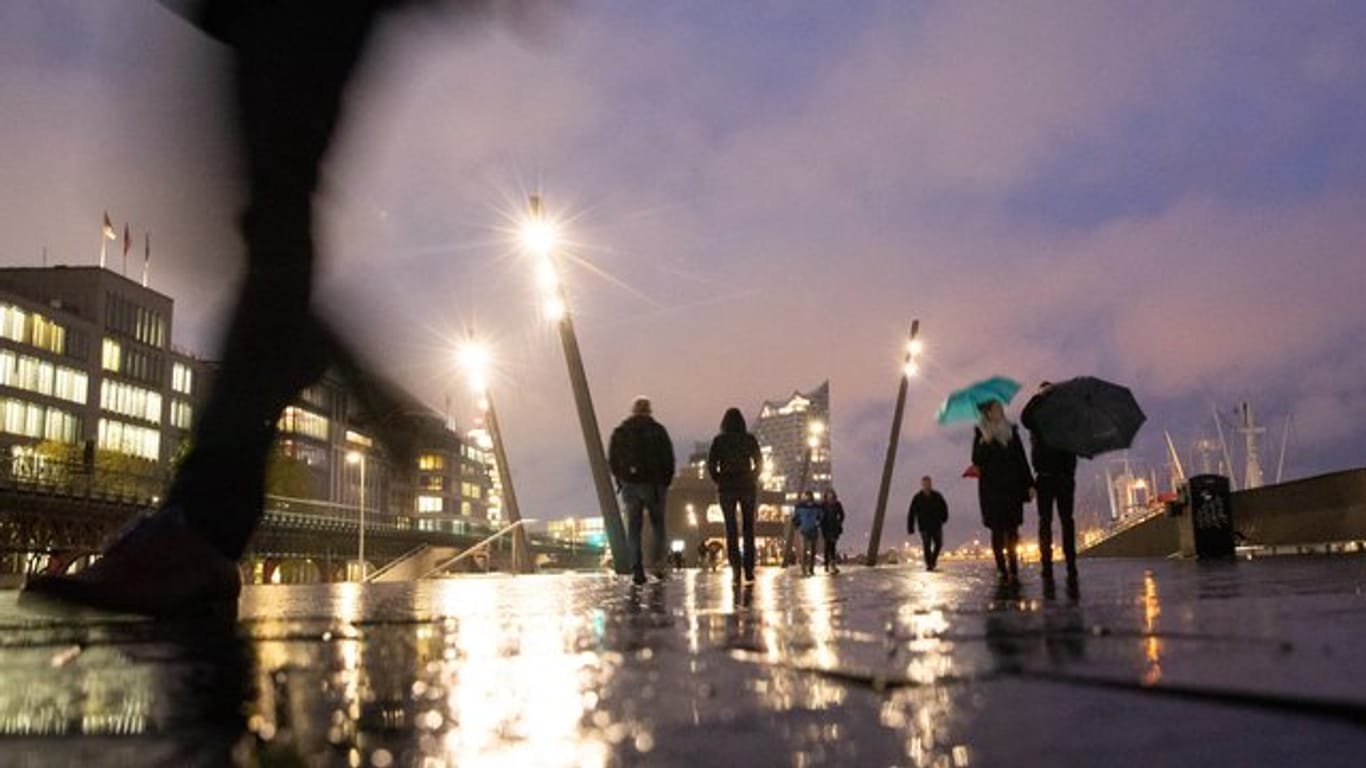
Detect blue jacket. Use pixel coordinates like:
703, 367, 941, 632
793, 501, 824, 537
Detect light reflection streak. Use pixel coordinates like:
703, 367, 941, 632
1141, 570, 1163, 685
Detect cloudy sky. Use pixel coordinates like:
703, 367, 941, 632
2, 1, 1364, 548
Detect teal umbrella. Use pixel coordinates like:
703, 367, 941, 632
937, 376, 1022, 425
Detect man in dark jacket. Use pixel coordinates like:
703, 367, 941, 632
707, 407, 763, 584
1021, 382, 1080, 586
908, 475, 949, 570
609, 396, 676, 585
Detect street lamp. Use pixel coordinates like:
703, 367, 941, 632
867, 320, 921, 566
457, 338, 532, 574
346, 450, 366, 581
523, 194, 628, 573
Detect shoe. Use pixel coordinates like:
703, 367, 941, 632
631, 572, 647, 585
652, 569, 668, 582
20, 506, 240, 619
743, 572, 755, 584
831, 565, 840, 575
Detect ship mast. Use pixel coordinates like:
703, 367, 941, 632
1239, 401, 1266, 490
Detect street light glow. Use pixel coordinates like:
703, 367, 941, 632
907, 338, 924, 356
346, 450, 362, 465
458, 341, 491, 395
521, 218, 558, 257
904, 360, 920, 378
535, 258, 559, 292
543, 296, 566, 321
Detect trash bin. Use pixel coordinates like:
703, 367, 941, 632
1187, 474, 1235, 559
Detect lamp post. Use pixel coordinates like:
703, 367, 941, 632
866, 320, 921, 566
459, 340, 532, 574
346, 450, 366, 581
524, 194, 628, 573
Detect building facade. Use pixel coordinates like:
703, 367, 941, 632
752, 380, 832, 502
0, 266, 199, 498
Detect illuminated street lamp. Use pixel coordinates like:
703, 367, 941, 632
346, 450, 366, 581
523, 194, 628, 573
458, 339, 531, 573
867, 320, 921, 566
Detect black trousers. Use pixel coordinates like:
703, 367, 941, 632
822, 532, 840, 570
1036, 474, 1077, 574
718, 488, 757, 578
919, 527, 943, 569
172, 3, 399, 559
990, 525, 1020, 577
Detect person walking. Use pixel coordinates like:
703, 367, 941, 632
1021, 382, 1081, 589
908, 475, 949, 571
792, 491, 824, 577
609, 397, 676, 585
820, 489, 845, 574
973, 400, 1034, 586
21, 0, 505, 617
706, 407, 763, 585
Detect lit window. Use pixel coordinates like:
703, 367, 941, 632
417, 495, 444, 513
172, 362, 194, 394
102, 338, 121, 372
345, 430, 373, 448
96, 417, 161, 461
418, 454, 445, 471
278, 406, 329, 440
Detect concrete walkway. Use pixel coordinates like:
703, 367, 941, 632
1, 557, 1364, 766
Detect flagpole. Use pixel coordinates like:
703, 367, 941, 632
142, 233, 150, 287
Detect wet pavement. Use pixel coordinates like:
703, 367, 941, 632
1, 556, 1364, 767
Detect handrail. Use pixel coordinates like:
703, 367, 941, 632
419, 519, 536, 579
362, 543, 428, 582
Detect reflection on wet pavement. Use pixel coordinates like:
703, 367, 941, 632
1, 557, 1364, 766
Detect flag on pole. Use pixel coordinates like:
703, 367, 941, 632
142, 232, 151, 287
122, 223, 131, 274
101, 211, 116, 268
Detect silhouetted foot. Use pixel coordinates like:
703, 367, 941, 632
743, 571, 755, 584
20, 507, 240, 619
631, 571, 647, 585
1043, 579, 1057, 599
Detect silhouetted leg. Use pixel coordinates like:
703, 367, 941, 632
1037, 476, 1057, 579
648, 485, 668, 576
173, 2, 382, 560
1006, 527, 1020, 580
739, 489, 757, 579
1057, 476, 1078, 580
990, 527, 1008, 577
720, 491, 741, 576
622, 484, 646, 580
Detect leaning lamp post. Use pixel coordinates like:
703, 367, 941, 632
866, 320, 921, 566
523, 195, 628, 573
459, 340, 532, 574
346, 450, 367, 581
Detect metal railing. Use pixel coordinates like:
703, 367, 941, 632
420, 519, 535, 579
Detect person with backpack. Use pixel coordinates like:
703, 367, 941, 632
908, 475, 949, 571
706, 407, 764, 585
792, 491, 824, 577
820, 489, 846, 574
609, 396, 676, 585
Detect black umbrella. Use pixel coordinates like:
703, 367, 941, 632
1019, 376, 1146, 459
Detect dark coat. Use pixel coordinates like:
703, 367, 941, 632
707, 430, 763, 493
972, 425, 1034, 529
821, 500, 845, 538
609, 414, 676, 486
908, 490, 948, 534
1020, 393, 1078, 477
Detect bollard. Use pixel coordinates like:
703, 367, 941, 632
1186, 474, 1236, 559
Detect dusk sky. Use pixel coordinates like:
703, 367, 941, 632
2, 1, 1364, 549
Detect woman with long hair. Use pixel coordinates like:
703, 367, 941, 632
972, 400, 1035, 585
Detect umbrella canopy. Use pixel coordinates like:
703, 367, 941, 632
937, 376, 1022, 425
1019, 376, 1146, 459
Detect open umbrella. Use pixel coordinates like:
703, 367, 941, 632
936, 376, 1022, 425
1019, 376, 1145, 459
